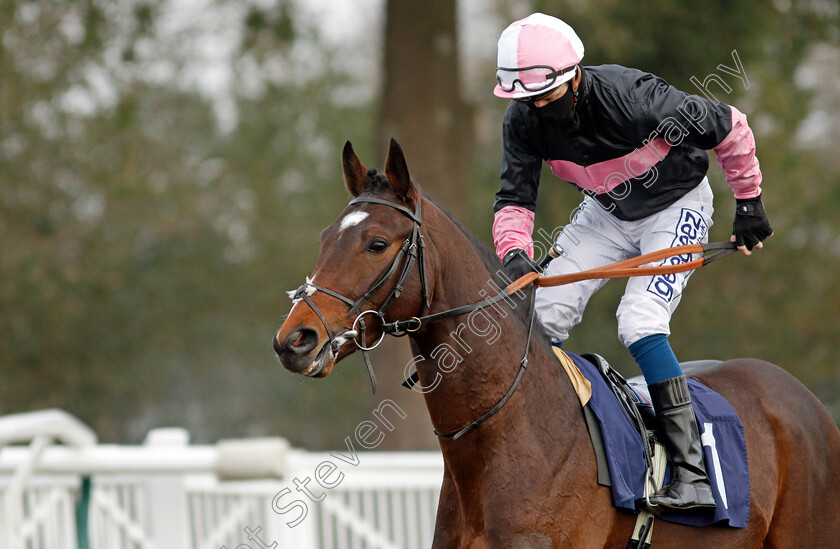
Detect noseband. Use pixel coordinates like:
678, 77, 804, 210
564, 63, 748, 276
289, 196, 431, 394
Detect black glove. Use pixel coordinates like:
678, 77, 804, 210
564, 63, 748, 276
733, 195, 773, 250
502, 248, 540, 280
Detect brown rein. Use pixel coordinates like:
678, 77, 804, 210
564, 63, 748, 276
507, 241, 736, 293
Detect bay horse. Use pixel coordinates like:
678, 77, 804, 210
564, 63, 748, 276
273, 139, 840, 548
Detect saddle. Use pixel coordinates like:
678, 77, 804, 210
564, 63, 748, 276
555, 350, 657, 491
557, 349, 750, 530
580, 352, 658, 440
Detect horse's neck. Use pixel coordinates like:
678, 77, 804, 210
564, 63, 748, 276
411, 203, 591, 478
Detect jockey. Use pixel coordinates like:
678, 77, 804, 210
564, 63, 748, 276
492, 13, 772, 511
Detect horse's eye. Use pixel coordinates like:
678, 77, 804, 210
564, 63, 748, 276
366, 239, 389, 253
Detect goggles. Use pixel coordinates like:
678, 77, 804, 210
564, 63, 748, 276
495, 65, 575, 95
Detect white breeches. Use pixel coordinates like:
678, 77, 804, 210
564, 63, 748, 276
535, 178, 714, 348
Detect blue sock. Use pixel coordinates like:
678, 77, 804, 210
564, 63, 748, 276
628, 334, 683, 385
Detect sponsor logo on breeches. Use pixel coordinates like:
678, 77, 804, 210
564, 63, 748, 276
646, 208, 708, 302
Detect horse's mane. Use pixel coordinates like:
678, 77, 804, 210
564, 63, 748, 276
423, 191, 511, 292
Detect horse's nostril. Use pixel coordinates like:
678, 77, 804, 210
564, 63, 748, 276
272, 332, 284, 355
284, 328, 319, 355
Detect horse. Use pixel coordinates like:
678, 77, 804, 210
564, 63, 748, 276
273, 139, 840, 548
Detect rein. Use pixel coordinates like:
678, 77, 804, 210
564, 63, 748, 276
289, 195, 737, 439
386, 241, 737, 335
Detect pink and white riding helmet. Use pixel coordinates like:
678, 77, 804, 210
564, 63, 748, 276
494, 13, 585, 100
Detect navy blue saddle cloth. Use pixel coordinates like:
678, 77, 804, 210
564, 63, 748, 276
566, 351, 750, 528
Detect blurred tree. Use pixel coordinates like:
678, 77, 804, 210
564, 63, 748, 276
380, 0, 474, 216
370, 0, 476, 450
0, 0, 381, 444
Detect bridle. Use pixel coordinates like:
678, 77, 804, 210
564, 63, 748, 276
289, 196, 430, 395
288, 194, 737, 441
288, 195, 539, 440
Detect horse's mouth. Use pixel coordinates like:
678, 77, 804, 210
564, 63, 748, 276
300, 343, 335, 378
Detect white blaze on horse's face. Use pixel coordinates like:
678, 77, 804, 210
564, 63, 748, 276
339, 211, 369, 232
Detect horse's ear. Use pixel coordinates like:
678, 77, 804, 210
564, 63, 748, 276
342, 141, 367, 197
384, 138, 418, 203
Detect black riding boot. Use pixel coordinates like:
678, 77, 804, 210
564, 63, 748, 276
648, 376, 717, 511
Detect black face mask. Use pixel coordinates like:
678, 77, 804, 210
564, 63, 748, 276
528, 87, 579, 129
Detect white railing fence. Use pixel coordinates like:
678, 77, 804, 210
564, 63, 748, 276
0, 410, 443, 549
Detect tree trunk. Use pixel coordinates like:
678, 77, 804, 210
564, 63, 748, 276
379, 0, 473, 217
375, 0, 474, 450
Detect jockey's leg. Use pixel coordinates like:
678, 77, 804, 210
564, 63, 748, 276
617, 178, 716, 511
535, 197, 634, 344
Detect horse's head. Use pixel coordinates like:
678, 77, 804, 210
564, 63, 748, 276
273, 138, 432, 379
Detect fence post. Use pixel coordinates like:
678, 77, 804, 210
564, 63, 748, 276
266, 449, 319, 549
145, 428, 193, 549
